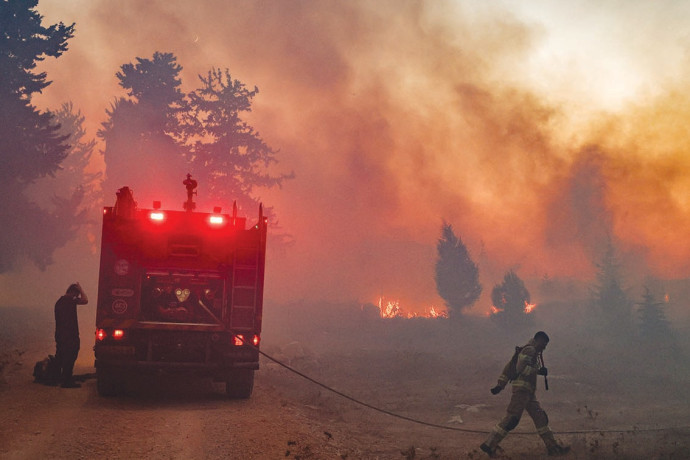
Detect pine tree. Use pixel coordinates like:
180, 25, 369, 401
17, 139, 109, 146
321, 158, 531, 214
637, 286, 672, 341
591, 239, 632, 332
0, 0, 75, 272
185, 68, 292, 218
27, 102, 101, 258
99, 55, 290, 225
29, 102, 100, 207
98, 52, 188, 203
434, 222, 482, 317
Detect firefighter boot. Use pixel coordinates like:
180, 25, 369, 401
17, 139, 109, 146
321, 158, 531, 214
539, 428, 570, 456
480, 427, 507, 458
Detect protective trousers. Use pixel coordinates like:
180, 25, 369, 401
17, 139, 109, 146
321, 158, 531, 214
483, 387, 559, 451
56, 339, 80, 385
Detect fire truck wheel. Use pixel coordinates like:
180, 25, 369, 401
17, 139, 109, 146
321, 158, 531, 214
225, 369, 254, 399
97, 368, 123, 397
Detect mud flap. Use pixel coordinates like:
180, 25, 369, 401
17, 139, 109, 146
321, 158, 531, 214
97, 367, 126, 397
225, 369, 254, 399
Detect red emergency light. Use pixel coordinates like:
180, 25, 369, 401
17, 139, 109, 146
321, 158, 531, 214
232, 334, 260, 346
96, 328, 126, 341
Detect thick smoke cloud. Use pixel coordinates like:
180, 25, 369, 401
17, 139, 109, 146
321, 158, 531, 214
6, 0, 690, 313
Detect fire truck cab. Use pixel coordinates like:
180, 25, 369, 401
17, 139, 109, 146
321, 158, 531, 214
94, 177, 267, 398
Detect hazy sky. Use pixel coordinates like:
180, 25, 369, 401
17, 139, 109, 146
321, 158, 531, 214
7, 0, 690, 314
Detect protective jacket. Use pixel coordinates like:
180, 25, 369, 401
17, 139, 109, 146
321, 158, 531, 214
512, 339, 541, 392
496, 339, 542, 392
55, 295, 80, 345
483, 338, 569, 456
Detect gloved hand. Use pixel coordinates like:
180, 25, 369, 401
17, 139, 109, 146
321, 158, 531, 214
490, 385, 503, 395
537, 367, 548, 376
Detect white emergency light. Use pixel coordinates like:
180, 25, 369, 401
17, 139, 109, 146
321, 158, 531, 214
150, 211, 165, 222
209, 215, 225, 225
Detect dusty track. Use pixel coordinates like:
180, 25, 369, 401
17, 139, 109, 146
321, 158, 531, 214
2, 305, 690, 459
0, 362, 349, 459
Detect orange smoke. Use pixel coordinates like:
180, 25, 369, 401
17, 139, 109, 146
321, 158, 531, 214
23, 1, 690, 312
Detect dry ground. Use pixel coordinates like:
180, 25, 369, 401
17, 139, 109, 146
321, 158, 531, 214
1, 304, 690, 459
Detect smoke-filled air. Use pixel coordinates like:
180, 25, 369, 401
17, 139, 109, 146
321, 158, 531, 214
1, 0, 686, 316
4, 1, 690, 458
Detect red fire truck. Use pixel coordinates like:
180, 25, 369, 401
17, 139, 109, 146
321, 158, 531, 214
94, 176, 267, 397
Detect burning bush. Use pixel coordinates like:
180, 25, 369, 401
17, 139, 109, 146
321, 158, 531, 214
490, 270, 535, 329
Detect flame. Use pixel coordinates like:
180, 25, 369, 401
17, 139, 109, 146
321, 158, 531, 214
489, 302, 536, 315
664, 293, 670, 303
375, 296, 447, 319
524, 301, 537, 314
490, 305, 504, 315
378, 296, 404, 318
428, 306, 447, 318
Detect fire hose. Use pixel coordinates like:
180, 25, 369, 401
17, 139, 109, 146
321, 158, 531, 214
538, 352, 548, 391
242, 338, 690, 436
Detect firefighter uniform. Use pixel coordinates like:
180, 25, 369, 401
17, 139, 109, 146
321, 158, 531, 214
54, 283, 88, 388
481, 337, 569, 457
55, 294, 81, 386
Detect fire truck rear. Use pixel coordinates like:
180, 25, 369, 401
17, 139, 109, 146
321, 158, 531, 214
94, 176, 267, 398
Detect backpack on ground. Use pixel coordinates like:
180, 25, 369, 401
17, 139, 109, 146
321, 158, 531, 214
33, 355, 60, 385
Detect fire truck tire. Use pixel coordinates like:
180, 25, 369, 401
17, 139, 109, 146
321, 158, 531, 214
97, 368, 123, 397
225, 369, 254, 399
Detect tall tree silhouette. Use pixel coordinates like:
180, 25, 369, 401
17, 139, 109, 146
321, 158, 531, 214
637, 286, 672, 341
434, 222, 481, 317
29, 102, 100, 206
99, 54, 290, 225
99, 52, 188, 203
0, 0, 76, 272
184, 68, 292, 217
28, 102, 101, 256
591, 239, 632, 332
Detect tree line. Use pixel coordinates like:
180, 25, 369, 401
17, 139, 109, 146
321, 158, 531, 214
0, 0, 289, 273
0, 1, 680, 347
434, 222, 674, 344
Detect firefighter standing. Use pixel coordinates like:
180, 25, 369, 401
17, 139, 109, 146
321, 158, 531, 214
54, 282, 89, 388
480, 331, 570, 457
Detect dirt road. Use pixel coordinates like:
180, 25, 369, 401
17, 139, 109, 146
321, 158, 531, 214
2, 305, 690, 459
0, 360, 351, 459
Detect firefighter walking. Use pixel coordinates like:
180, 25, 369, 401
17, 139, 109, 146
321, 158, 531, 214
480, 331, 570, 457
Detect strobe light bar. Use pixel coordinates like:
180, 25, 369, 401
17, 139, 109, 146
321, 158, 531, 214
208, 215, 225, 226
149, 211, 166, 222
208, 206, 226, 226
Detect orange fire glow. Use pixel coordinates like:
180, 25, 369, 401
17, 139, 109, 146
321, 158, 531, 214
376, 297, 448, 319
488, 301, 536, 316
524, 301, 536, 314
490, 305, 504, 315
